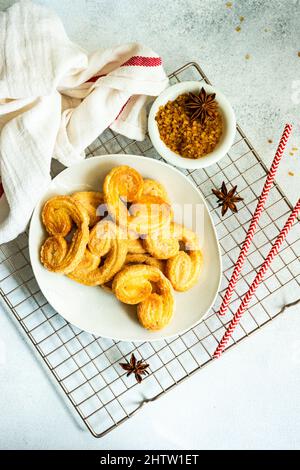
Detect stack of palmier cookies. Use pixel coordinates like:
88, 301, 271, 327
40, 166, 203, 331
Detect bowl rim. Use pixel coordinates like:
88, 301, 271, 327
148, 80, 236, 170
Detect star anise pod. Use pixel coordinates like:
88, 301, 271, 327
185, 87, 218, 125
119, 353, 149, 384
212, 181, 244, 216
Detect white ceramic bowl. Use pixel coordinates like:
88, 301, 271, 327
148, 81, 236, 170
29, 155, 222, 342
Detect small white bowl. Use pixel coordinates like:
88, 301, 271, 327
148, 81, 236, 170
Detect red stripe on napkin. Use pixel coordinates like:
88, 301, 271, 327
85, 56, 162, 83
121, 56, 162, 67
0, 183, 4, 198
108, 98, 131, 129
115, 98, 130, 121
85, 73, 106, 83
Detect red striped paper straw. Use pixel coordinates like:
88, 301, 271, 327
214, 198, 300, 358
218, 123, 292, 316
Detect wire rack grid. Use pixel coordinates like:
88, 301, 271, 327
0, 62, 299, 438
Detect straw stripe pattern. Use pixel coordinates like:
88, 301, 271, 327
218, 123, 292, 316
214, 198, 300, 358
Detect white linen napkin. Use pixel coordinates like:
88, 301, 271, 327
0, 0, 168, 243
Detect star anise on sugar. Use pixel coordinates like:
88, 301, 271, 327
212, 181, 244, 216
185, 87, 218, 125
119, 353, 149, 384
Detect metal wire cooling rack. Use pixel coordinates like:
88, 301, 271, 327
0, 62, 299, 438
